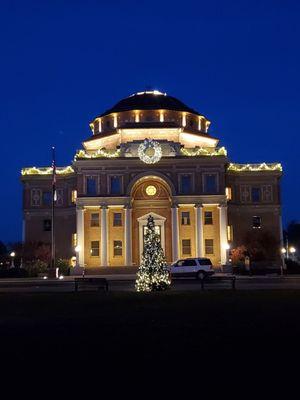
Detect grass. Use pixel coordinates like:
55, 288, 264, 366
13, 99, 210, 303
1, 290, 300, 376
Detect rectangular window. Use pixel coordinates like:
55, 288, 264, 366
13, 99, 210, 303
181, 212, 190, 225
180, 175, 192, 194
113, 212, 122, 226
90, 213, 99, 227
227, 225, 233, 242
43, 219, 51, 232
90, 241, 100, 257
204, 174, 217, 193
111, 176, 121, 195
31, 189, 42, 206
182, 239, 191, 255
226, 187, 232, 200
205, 239, 214, 254
113, 240, 122, 256
87, 177, 97, 195
204, 173, 218, 194
56, 188, 63, 206
43, 191, 52, 206
72, 233, 77, 247
251, 187, 261, 202
204, 211, 213, 225
252, 216, 262, 229
71, 190, 77, 204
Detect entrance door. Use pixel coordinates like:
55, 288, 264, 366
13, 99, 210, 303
143, 225, 161, 245
138, 212, 166, 263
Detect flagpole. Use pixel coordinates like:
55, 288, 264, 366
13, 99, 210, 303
51, 146, 56, 272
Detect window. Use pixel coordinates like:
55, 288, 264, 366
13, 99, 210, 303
181, 212, 190, 225
227, 225, 233, 242
72, 233, 77, 247
251, 187, 261, 202
71, 190, 77, 204
252, 216, 262, 229
43, 191, 52, 206
182, 259, 197, 267
113, 212, 122, 226
226, 187, 232, 200
87, 177, 97, 195
90, 241, 99, 256
199, 258, 212, 266
110, 176, 121, 195
204, 211, 213, 225
43, 219, 51, 232
56, 188, 63, 206
106, 120, 110, 128
113, 240, 122, 256
182, 239, 191, 255
180, 175, 192, 194
31, 189, 42, 206
262, 185, 273, 202
204, 173, 218, 193
205, 239, 214, 254
91, 213, 99, 227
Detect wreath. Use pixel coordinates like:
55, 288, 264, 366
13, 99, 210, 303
138, 139, 162, 164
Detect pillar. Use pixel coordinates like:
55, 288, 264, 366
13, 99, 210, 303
100, 206, 108, 266
76, 206, 85, 267
194, 204, 203, 257
171, 206, 179, 262
124, 207, 132, 266
219, 204, 228, 265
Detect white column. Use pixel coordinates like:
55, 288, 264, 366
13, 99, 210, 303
171, 206, 179, 262
219, 204, 228, 265
100, 206, 108, 266
124, 207, 132, 266
76, 207, 85, 267
195, 205, 203, 257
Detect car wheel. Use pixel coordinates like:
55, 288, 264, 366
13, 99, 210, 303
197, 271, 206, 280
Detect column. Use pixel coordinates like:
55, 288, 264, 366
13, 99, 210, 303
171, 206, 179, 262
76, 206, 85, 267
219, 204, 228, 265
124, 207, 132, 266
100, 206, 108, 266
194, 204, 203, 257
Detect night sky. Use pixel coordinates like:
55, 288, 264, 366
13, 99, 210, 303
1, 0, 299, 242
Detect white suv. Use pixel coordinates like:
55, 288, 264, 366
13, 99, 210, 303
169, 258, 214, 280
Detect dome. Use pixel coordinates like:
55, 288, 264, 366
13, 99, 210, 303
98, 90, 201, 117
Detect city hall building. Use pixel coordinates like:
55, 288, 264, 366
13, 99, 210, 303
21, 90, 283, 268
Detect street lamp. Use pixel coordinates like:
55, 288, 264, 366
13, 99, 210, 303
75, 245, 81, 268
222, 243, 231, 269
10, 251, 16, 268
289, 246, 296, 254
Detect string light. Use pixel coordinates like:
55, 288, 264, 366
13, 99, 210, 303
227, 163, 282, 172
181, 146, 227, 157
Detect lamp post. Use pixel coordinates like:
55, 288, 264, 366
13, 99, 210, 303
281, 248, 287, 275
222, 243, 230, 272
75, 245, 81, 268
289, 246, 296, 261
10, 251, 16, 268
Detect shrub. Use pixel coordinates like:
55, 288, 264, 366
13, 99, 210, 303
56, 258, 70, 275
24, 260, 48, 277
285, 259, 300, 274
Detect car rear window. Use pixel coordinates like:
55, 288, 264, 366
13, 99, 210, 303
199, 258, 212, 266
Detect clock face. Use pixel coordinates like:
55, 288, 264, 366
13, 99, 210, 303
145, 185, 157, 196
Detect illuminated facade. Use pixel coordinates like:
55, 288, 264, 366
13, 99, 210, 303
21, 91, 283, 268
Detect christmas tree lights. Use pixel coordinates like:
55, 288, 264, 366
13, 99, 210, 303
135, 215, 171, 292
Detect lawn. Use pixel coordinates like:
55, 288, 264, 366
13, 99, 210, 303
1, 290, 299, 377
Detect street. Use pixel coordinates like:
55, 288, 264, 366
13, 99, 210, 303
1, 274, 300, 292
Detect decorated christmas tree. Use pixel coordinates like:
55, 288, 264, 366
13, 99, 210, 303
135, 215, 171, 292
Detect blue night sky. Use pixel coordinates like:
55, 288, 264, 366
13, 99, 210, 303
0, 0, 299, 242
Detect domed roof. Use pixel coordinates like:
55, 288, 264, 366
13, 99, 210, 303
98, 90, 201, 117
